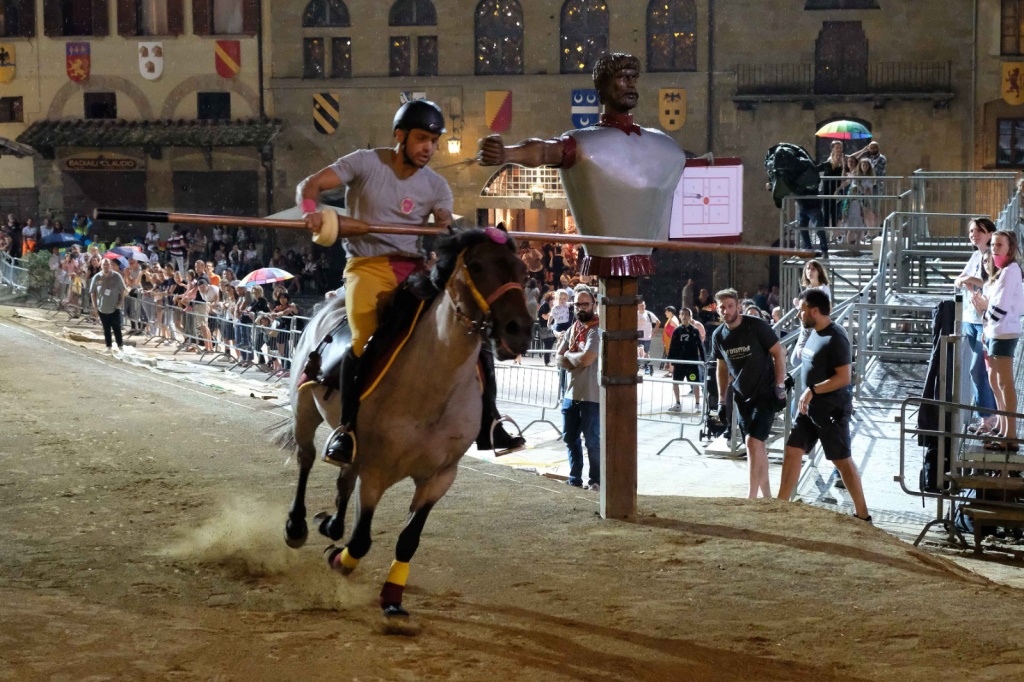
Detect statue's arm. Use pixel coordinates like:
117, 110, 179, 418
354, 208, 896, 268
478, 135, 566, 168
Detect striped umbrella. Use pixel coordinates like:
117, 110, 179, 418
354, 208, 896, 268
814, 120, 872, 140
240, 267, 294, 287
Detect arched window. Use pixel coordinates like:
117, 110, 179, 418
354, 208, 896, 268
475, 0, 523, 76
646, 0, 696, 72
389, 0, 436, 26
302, 0, 351, 79
302, 0, 350, 27
389, 0, 437, 76
560, 0, 608, 74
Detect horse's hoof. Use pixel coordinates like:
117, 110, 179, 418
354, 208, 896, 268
323, 545, 357, 576
382, 603, 410, 618
284, 519, 308, 549
315, 511, 344, 541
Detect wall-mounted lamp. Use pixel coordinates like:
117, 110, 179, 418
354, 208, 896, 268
447, 137, 462, 154
530, 183, 545, 209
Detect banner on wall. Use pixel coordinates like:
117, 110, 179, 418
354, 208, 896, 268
215, 40, 240, 79
313, 92, 340, 134
1003, 63, 1024, 106
66, 42, 90, 83
659, 89, 686, 131
0, 44, 15, 84
485, 91, 512, 132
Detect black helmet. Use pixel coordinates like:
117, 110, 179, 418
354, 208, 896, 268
393, 99, 446, 134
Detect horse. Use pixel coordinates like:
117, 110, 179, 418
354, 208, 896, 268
274, 227, 532, 617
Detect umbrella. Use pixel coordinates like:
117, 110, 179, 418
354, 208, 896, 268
240, 267, 294, 287
39, 232, 82, 249
102, 252, 130, 269
110, 246, 149, 262
815, 120, 872, 140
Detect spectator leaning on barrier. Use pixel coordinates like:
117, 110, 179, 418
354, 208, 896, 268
89, 256, 127, 354
557, 284, 601, 491
637, 298, 660, 375
778, 288, 870, 521
972, 231, 1024, 452
712, 288, 788, 500
954, 218, 998, 436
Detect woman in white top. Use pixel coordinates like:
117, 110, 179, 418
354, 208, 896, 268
954, 218, 997, 434
791, 259, 832, 364
839, 158, 877, 244
972, 230, 1024, 449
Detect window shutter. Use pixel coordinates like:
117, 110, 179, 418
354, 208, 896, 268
92, 0, 110, 36
242, 0, 260, 36
16, 0, 35, 37
167, 0, 184, 35
116, 0, 137, 36
43, 0, 62, 37
193, 0, 211, 35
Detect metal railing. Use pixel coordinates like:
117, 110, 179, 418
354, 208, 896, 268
0, 251, 28, 292
736, 61, 951, 96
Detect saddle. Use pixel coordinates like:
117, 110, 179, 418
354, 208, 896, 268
304, 284, 428, 401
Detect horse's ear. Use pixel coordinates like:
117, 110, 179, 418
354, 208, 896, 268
495, 221, 508, 233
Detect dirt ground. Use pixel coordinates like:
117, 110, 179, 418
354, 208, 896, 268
3, 313, 1024, 682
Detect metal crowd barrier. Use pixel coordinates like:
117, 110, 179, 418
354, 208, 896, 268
119, 293, 312, 381
0, 251, 29, 292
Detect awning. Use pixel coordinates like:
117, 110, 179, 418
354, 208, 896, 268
0, 136, 38, 158
16, 118, 282, 158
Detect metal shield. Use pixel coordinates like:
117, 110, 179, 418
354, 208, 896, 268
313, 92, 340, 135
659, 89, 686, 131
215, 40, 240, 79
139, 42, 163, 81
571, 89, 599, 129
1004, 63, 1024, 106
0, 44, 15, 84
66, 42, 90, 83
485, 91, 512, 133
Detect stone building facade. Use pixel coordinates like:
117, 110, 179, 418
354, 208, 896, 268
0, 0, 274, 237
267, 0, 999, 298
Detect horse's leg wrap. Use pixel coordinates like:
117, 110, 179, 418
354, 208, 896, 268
379, 560, 410, 607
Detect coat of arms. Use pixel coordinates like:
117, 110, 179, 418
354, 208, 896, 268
0, 44, 15, 84
66, 42, 90, 83
571, 89, 599, 129
215, 40, 240, 79
139, 42, 163, 80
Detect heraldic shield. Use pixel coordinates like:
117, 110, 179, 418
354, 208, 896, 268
314, 93, 340, 135
1004, 63, 1024, 106
571, 89, 599, 129
66, 42, 90, 83
659, 89, 686, 131
485, 91, 512, 133
215, 40, 240, 79
139, 42, 163, 80
0, 44, 15, 84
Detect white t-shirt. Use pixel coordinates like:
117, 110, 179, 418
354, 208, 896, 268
329, 149, 454, 259
637, 309, 658, 341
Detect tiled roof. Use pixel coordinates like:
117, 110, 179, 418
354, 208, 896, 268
0, 136, 38, 158
16, 118, 282, 157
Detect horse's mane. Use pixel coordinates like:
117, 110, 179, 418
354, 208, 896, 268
408, 227, 517, 300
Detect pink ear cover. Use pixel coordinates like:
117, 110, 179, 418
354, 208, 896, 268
484, 226, 508, 244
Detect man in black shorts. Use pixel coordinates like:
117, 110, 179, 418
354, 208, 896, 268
778, 289, 870, 522
667, 307, 705, 412
711, 288, 788, 499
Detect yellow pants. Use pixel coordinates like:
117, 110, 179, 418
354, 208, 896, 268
344, 255, 422, 356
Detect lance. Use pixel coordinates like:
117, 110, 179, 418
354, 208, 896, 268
93, 208, 815, 258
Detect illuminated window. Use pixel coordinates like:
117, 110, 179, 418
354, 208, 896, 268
303, 0, 351, 79
0, 0, 34, 37
646, 0, 696, 72
303, 0, 350, 27
560, 0, 608, 74
389, 0, 437, 76
475, 0, 523, 76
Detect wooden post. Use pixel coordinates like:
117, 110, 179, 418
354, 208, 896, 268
598, 276, 638, 520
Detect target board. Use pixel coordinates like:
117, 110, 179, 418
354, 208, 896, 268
668, 157, 743, 241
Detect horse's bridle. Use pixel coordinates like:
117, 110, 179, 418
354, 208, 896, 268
445, 249, 523, 337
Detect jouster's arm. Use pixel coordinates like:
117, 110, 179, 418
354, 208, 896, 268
296, 166, 369, 235
478, 135, 566, 168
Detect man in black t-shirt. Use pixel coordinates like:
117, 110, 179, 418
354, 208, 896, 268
711, 288, 788, 499
667, 307, 705, 412
778, 289, 870, 522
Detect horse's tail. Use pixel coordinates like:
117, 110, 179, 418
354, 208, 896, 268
268, 416, 297, 451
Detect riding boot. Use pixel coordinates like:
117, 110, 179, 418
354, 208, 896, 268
476, 343, 526, 455
322, 347, 361, 467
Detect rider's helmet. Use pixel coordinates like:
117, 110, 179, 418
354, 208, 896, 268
393, 100, 447, 135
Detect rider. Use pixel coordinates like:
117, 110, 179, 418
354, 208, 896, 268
298, 99, 525, 466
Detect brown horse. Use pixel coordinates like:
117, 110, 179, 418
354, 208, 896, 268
274, 228, 532, 617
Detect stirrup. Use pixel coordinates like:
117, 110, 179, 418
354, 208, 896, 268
322, 425, 357, 467
489, 416, 526, 457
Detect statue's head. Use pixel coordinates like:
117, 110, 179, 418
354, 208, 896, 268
593, 53, 641, 111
